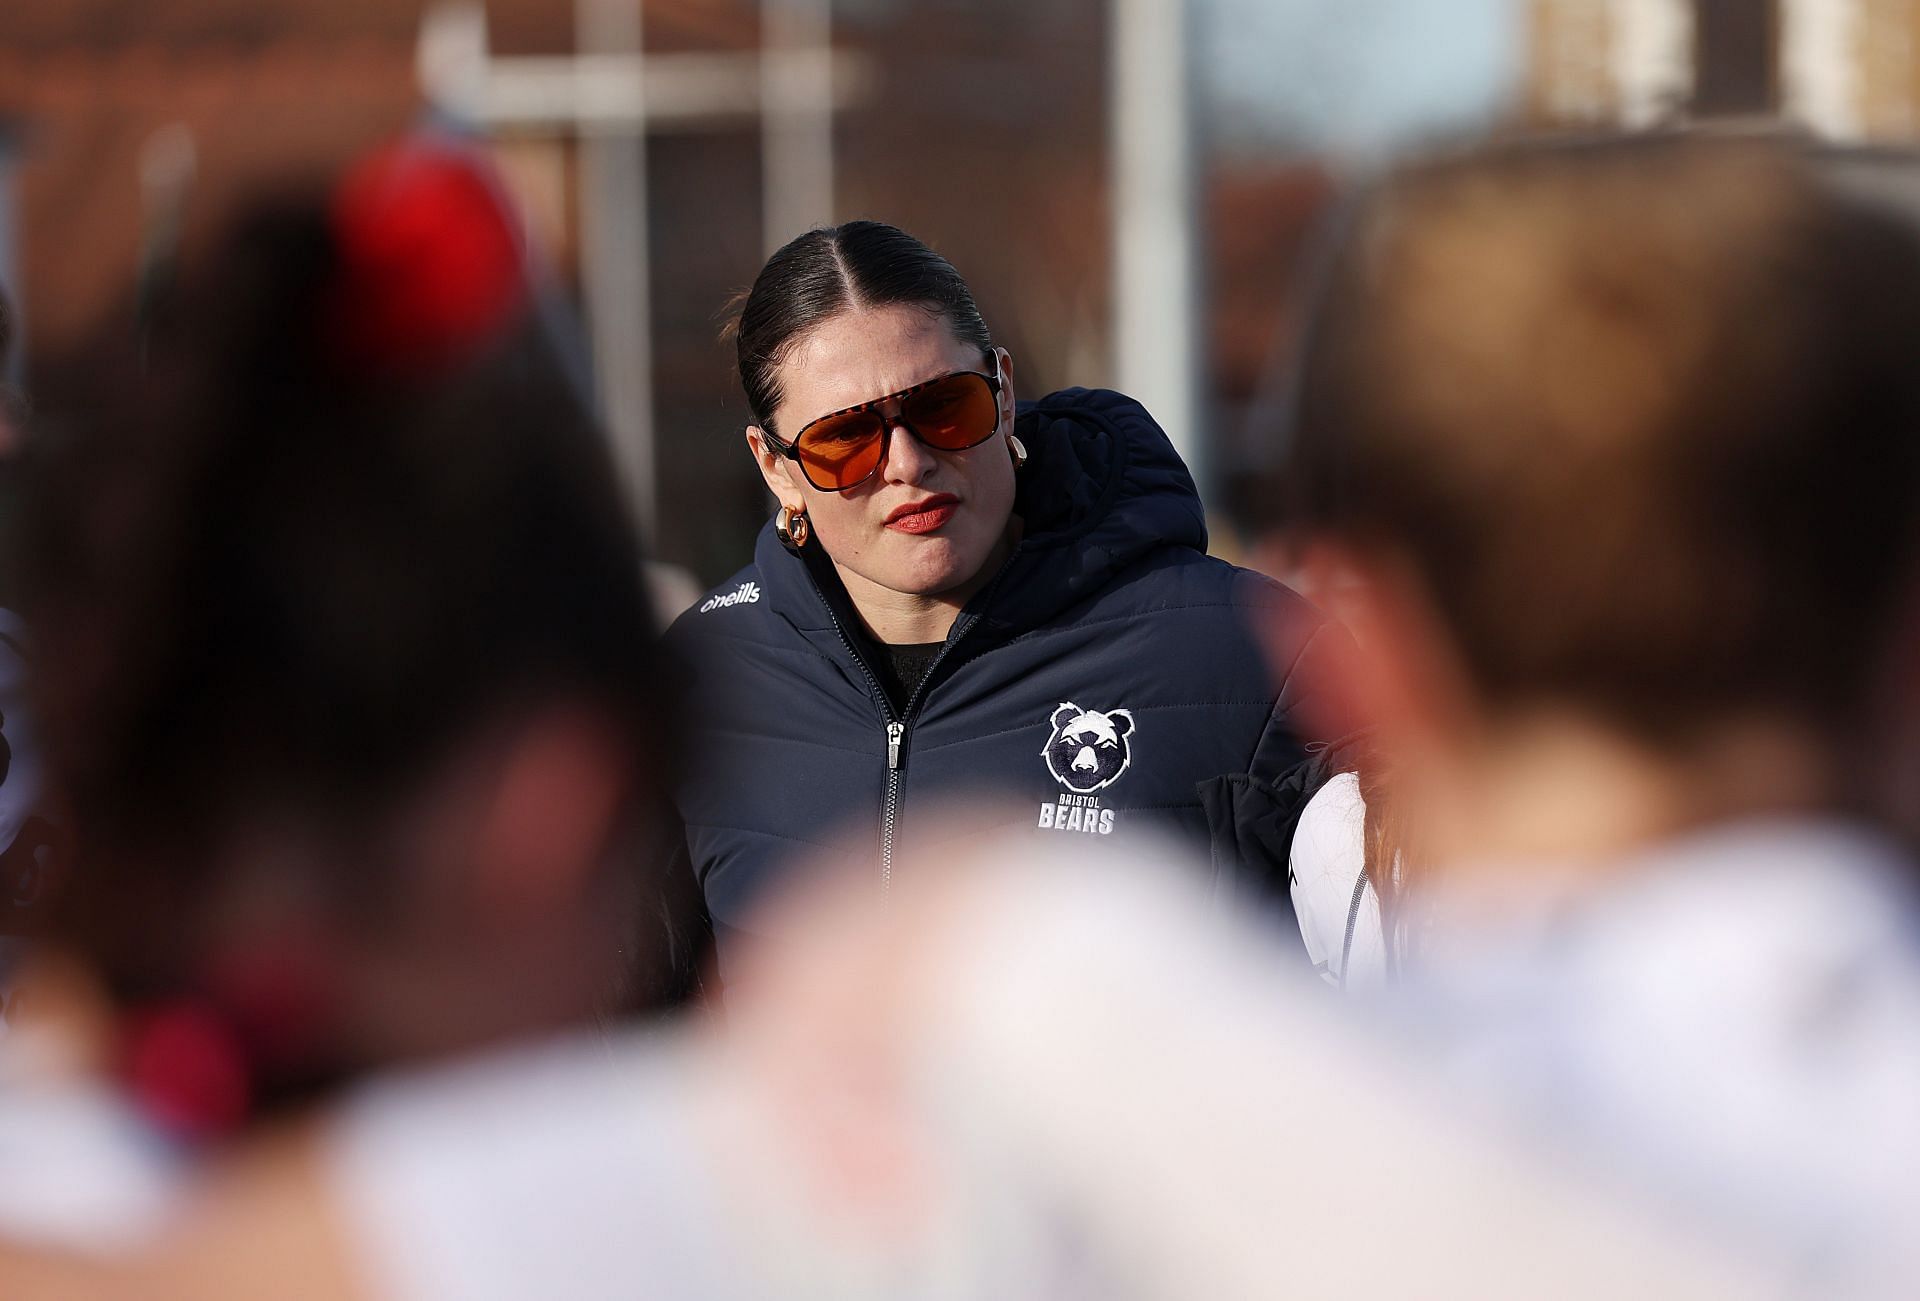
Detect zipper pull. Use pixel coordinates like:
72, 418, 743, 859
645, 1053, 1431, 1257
886, 721, 904, 770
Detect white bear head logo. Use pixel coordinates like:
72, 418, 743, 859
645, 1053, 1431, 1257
1042, 702, 1136, 794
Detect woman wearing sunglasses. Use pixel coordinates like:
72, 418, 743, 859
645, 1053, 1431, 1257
671, 220, 1358, 968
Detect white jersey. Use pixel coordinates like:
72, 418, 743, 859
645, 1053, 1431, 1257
1399, 819, 1920, 1288
927, 824, 1920, 1293
329, 1035, 760, 1301
315, 822, 1920, 1298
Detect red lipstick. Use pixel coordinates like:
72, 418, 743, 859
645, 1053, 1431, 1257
885, 494, 960, 534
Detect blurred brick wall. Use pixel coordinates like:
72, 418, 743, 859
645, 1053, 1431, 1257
0, 0, 1349, 582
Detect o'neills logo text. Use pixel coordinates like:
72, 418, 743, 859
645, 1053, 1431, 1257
700, 582, 761, 613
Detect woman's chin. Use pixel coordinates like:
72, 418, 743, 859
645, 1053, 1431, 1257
874, 538, 984, 598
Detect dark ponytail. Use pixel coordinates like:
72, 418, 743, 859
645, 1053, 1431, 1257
729, 220, 992, 435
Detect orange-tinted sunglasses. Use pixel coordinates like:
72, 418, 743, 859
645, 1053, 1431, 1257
764, 366, 1004, 492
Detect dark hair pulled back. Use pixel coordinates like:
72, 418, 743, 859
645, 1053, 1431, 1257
24, 161, 679, 996
731, 220, 992, 436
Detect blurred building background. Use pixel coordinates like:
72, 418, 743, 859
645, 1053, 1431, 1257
1527, 0, 1920, 137
1, 0, 1918, 586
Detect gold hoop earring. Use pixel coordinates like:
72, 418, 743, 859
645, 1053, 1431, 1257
776, 505, 810, 552
1007, 434, 1028, 472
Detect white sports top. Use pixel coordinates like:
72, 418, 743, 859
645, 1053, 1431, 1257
323, 826, 1903, 1298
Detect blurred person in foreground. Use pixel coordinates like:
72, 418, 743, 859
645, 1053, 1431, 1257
5, 133, 1920, 1299
1277, 131, 1920, 1262
0, 135, 686, 1249
1284, 134, 1920, 997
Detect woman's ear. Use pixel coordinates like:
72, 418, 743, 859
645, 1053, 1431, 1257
994, 347, 1016, 422
1298, 542, 1480, 758
746, 426, 806, 510
468, 709, 632, 924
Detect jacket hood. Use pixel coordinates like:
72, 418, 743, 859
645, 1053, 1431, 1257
1000, 386, 1207, 627
754, 387, 1206, 640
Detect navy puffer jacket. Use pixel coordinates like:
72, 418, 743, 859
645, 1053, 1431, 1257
667, 388, 1357, 962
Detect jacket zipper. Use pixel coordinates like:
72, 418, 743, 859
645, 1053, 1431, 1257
816, 603, 906, 889
816, 552, 1017, 896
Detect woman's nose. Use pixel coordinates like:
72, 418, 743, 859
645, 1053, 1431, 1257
880, 420, 937, 483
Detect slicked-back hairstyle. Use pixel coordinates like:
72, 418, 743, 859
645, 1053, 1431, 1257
730, 220, 992, 436
1291, 135, 1920, 747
